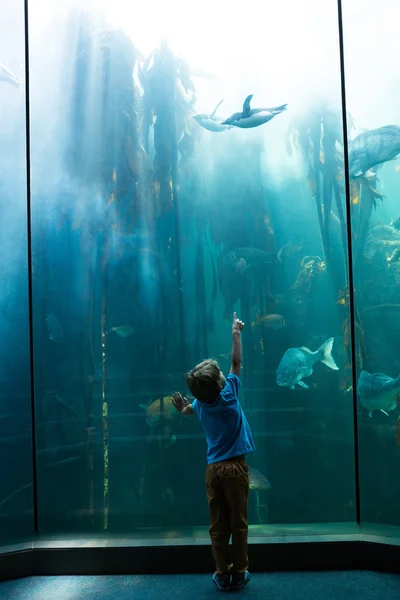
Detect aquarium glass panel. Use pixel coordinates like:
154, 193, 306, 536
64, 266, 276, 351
29, 0, 356, 537
343, 0, 400, 538
176, 0, 356, 535
0, 0, 34, 547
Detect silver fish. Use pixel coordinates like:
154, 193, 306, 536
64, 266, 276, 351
110, 325, 134, 338
222, 94, 287, 129
276, 338, 338, 389
252, 314, 289, 330
349, 125, 400, 178
357, 370, 400, 417
249, 467, 271, 491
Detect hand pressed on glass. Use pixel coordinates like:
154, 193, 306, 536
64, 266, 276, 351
173, 392, 194, 415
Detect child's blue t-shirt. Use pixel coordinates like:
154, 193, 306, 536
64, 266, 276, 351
191, 373, 255, 464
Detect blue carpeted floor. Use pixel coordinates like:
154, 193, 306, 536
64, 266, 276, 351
0, 572, 399, 599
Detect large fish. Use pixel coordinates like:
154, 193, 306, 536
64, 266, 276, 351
276, 338, 338, 389
222, 94, 287, 129
251, 314, 288, 330
109, 325, 134, 338
248, 467, 271, 490
357, 370, 400, 417
140, 396, 178, 428
348, 125, 400, 178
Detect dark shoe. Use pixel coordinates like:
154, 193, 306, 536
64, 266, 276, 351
213, 572, 231, 591
231, 571, 250, 589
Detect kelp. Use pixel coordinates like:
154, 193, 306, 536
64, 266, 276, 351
286, 104, 347, 288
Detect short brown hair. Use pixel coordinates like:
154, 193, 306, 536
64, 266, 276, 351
186, 359, 221, 403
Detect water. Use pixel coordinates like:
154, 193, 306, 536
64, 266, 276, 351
0, 0, 399, 545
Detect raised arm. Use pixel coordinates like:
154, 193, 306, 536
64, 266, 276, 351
230, 312, 245, 376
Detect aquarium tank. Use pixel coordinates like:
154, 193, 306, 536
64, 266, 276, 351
0, 0, 399, 548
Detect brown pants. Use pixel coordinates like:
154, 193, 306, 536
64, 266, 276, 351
206, 455, 249, 575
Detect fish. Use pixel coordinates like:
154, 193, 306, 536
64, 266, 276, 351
390, 217, 400, 231
223, 247, 281, 274
276, 338, 338, 389
140, 396, 179, 428
192, 99, 232, 133
0, 63, 20, 87
248, 467, 271, 491
337, 285, 350, 306
387, 248, 400, 267
251, 314, 288, 330
357, 370, 400, 418
215, 353, 231, 361
46, 313, 63, 344
109, 325, 134, 338
221, 94, 287, 129
348, 125, 400, 178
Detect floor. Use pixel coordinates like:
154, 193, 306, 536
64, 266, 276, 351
0, 572, 399, 600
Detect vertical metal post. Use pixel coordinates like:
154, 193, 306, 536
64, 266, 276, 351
23, 0, 39, 532
336, 0, 361, 525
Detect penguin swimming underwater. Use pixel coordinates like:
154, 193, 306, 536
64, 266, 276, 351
222, 94, 287, 129
192, 99, 233, 133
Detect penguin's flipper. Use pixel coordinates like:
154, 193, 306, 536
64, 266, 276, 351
210, 99, 224, 118
242, 94, 253, 117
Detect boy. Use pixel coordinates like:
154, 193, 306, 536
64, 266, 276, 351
173, 312, 255, 591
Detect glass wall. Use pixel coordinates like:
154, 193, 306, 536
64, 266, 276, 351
27, 0, 357, 539
343, 0, 400, 537
0, 1, 34, 547
175, 0, 356, 536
